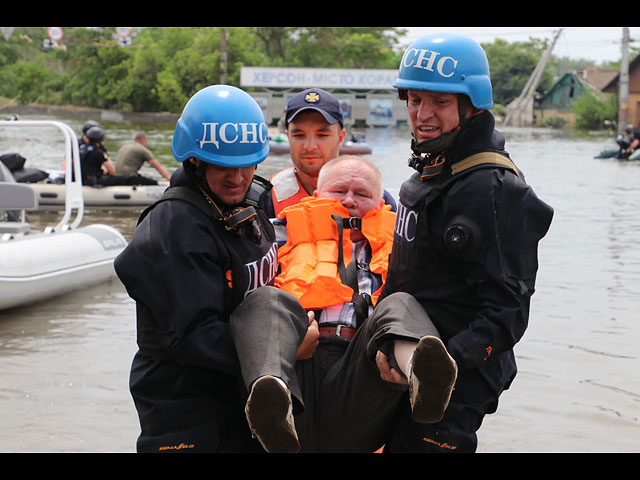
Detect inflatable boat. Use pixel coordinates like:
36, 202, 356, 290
0, 120, 127, 310
269, 132, 373, 155
0, 152, 168, 209
595, 134, 640, 161
29, 179, 167, 208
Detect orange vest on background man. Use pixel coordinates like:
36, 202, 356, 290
270, 166, 311, 217
275, 197, 396, 311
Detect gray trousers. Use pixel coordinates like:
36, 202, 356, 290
229, 286, 439, 453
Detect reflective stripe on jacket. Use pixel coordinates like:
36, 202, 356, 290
270, 166, 311, 217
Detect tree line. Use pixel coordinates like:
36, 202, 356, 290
0, 27, 614, 125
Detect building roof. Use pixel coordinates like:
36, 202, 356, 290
602, 54, 640, 93
536, 72, 584, 109
578, 67, 618, 91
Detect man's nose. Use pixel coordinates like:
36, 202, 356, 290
226, 168, 244, 182
341, 193, 356, 207
302, 135, 319, 150
416, 101, 434, 121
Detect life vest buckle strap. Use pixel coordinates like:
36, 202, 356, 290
344, 217, 362, 230
356, 260, 370, 272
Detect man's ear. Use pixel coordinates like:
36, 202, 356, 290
338, 128, 346, 146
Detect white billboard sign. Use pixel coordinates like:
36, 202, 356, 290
241, 67, 399, 90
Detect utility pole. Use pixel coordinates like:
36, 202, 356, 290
618, 27, 630, 132
503, 28, 564, 127
220, 27, 228, 84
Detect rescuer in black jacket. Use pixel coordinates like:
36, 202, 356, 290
378, 33, 554, 452
114, 85, 285, 453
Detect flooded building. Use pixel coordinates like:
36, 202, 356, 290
603, 57, 640, 128
534, 68, 618, 127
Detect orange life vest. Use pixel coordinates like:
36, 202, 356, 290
270, 167, 312, 217
275, 197, 396, 311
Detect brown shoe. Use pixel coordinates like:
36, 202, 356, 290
409, 336, 458, 424
245, 376, 300, 453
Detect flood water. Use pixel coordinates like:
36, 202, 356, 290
0, 115, 638, 453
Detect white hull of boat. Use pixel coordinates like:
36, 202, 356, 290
0, 224, 127, 310
29, 182, 167, 208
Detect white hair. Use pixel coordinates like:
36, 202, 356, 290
317, 155, 384, 200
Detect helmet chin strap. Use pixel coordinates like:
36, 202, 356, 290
410, 128, 460, 155
184, 159, 261, 239
408, 94, 470, 179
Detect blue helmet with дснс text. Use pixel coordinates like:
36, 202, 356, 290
171, 85, 270, 168
394, 33, 493, 110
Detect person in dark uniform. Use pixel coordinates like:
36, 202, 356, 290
623, 124, 640, 158
78, 120, 100, 154
376, 33, 554, 453
114, 85, 287, 453
79, 125, 124, 186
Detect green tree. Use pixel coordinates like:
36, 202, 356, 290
1, 61, 55, 103
483, 38, 554, 106
272, 27, 405, 69
0, 27, 65, 103
0, 27, 407, 111
118, 27, 264, 112
571, 89, 618, 130
54, 27, 132, 108
252, 27, 297, 66
127, 27, 198, 111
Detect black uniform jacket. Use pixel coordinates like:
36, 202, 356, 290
382, 111, 554, 397
79, 143, 108, 185
114, 166, 277, 452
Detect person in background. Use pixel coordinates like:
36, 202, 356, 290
116, 132, 171, 185
378, 32, 554, 453
79, 125, 123, 186
624, 124, 640, 157
79, 120, 100, 154
264, 87, 396, 218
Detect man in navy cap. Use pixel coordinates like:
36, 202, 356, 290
264, 88, 346, 218
264, 87, 395, 218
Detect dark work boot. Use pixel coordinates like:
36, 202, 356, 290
245, 375, 300, 453
409, 336, 458, 424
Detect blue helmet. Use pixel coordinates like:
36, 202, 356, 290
171, 85, 270, 168
394, 33, 493, 110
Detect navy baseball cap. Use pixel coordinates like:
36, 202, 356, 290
285, 88, 344, 128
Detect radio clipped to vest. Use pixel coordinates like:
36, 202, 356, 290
194, 175, 271, 244
408, 151, 447, 180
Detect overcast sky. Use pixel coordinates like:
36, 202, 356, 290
400, 27, 638, 64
